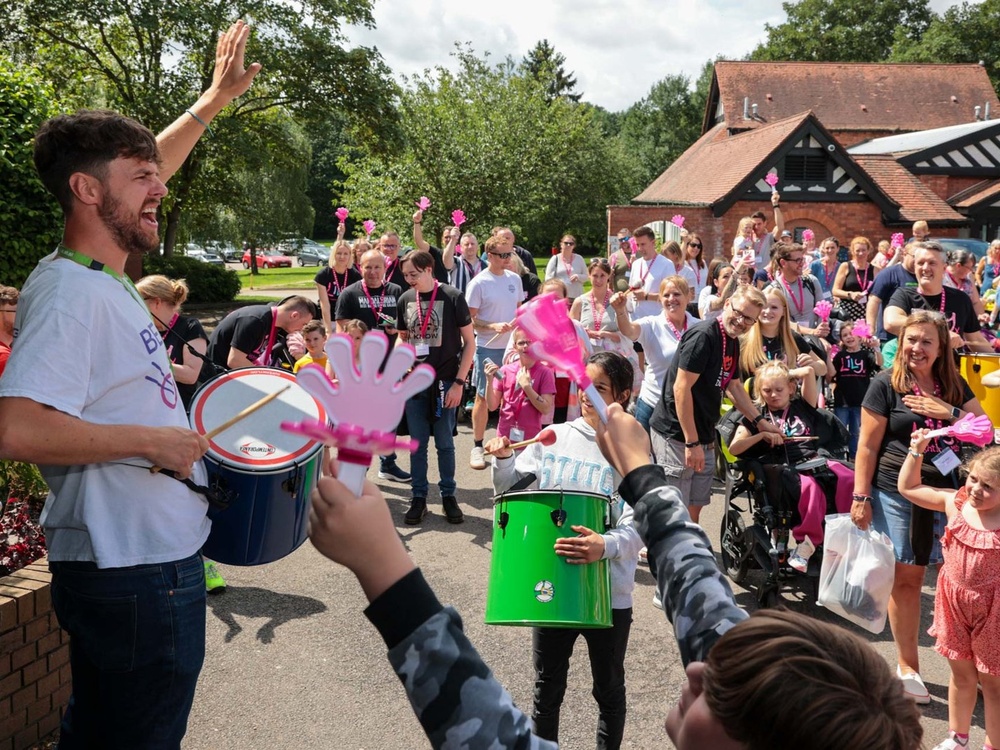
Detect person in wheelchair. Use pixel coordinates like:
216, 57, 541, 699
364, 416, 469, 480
727, 361, 854, 571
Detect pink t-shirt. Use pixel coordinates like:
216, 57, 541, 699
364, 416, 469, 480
496, 360, 556, 440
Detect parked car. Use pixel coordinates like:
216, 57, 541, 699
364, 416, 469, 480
297, 243, 328, 267
242, 249, 293, 269
205, 241, 241, 262
184, 246, 226, 266
935, 237, 989, 261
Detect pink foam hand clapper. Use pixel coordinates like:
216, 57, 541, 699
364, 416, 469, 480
891, 232, 905, 248
335, 207, 349, 223
671, 214, 685, 228
802, 229, 815, 243
516, 293, 608, 424
362, 219, 376, 238
814, 299, 833, 322
924, 413, 994, 447
628, 237, 638, 259
451, 209, 466, 229
281, 331, 435, 496
765, 172, 779, 192
851, 320, 872, 340
416, 196, 431, 211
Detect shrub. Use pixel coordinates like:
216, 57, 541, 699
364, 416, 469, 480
142, 255, 241, 304
1, 460, 49, 576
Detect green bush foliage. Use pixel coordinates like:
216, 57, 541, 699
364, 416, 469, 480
142, 255, 241, 304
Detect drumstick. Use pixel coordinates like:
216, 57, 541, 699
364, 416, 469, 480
481, 319, 517, 348
150, 385, 292, 473
783, 436, 819, 442
485, 428, 556, 455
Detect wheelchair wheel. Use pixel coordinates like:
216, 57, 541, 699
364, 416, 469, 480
720, 509, 750, 584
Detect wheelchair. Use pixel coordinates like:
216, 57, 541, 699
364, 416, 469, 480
716, 405, 853, 608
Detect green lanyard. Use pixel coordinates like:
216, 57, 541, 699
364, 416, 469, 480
56, 245, 153, 322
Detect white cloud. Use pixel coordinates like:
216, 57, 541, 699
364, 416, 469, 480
346, 0, 979, 112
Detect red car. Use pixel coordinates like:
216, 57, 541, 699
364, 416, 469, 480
241, 249, 293, 269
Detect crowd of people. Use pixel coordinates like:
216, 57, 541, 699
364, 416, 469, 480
0, 18, 998, 750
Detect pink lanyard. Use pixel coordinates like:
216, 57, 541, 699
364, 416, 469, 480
665, 314, 687, 341
591, 289, 609, 327
384, 256, 398, 282
781, 275, 805, 316
462, 258, 480, 281
766, 404, 790, 434
562, 255, 575, 279
823, 263, 836, 289
252, 307, 279, 366
854, 263, 871, 291
911, 380, 947, 436
689, 261, 702, 286
361, 283, 386, 321
637, 258, 652, 287
328, 268, 349, 297
719, 319, 736, 389
415, 282, 439, 339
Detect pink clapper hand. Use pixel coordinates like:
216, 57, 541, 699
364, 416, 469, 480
363, 219, 376, 238
335, 207, 349, 223
451, 209, 466, 229
924, 413, 994, 447
851, 320, 871, 339
416, 196, 431, 211
671, 214, 685, 228
516, 293, 608, 423
281, 331, 435, 496
814, 300, 833, 322
765, 172, 779, 193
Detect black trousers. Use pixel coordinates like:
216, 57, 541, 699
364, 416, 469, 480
532, 607, 633, 749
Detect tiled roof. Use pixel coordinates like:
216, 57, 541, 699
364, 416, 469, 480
852, 154, 967, 223
849, 120, 1000, 155
634, 113, 813, 205
712, 62, 999, 134
949, 179, 1000, 209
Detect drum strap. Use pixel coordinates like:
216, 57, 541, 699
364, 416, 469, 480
508, 473, 537, 492
155, 468, 234, 511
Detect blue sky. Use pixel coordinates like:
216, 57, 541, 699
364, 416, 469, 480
346, 0, 977, 112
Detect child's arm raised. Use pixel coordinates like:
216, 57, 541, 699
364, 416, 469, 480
897, 428, 951, 512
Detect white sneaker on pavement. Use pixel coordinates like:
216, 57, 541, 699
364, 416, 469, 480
470, 446, 486, 470
897, 665, 931, 704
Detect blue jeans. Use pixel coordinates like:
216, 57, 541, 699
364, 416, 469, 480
833, 406, 861, 454
405, 382, 458, 499
50, 552, 206, 749
633, 398, 655, 433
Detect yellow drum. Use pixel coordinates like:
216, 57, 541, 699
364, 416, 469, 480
960, 353, 1000, 430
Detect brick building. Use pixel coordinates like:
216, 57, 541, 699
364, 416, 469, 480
609, 61, 1000, 258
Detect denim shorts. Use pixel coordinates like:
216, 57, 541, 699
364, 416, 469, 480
871, 486, 944, 566
473, 346, 506, 398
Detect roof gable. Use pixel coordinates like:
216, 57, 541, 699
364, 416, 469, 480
705, 61, 999, 136
849, 119, 1000, 177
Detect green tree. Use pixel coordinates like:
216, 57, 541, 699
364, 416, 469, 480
618, 72, 706, 186
339, 46, 638, 251
520, 39, 581, 103
751, 0, 932, 61
2, 0, 398, 253
0, 58, 62, 288
891, 0, 1000, 89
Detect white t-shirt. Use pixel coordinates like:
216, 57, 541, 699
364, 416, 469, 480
544, 254, 587, 299
698, 286, 723, 322
678, 261, 708, 298
628, 254, 676, 319
466, 269, 523, 350
634, 312, 697, 407
0, 253, 210, 567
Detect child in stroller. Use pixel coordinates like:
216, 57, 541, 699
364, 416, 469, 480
722, 361, 855, 604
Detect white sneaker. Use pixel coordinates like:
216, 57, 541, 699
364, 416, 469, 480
470, 446, 486, 470
931, 733, 969, 750
652, 590, 662, 609
897, 665, 931, 704
638, 547, 648, 565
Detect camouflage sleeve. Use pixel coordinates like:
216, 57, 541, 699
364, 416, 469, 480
365, 569, 556, 750
618, 465, 748, 665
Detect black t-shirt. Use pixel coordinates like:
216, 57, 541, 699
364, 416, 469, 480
162, 315, 208, 410
741, 331, 811, 386
737, 399, 819, 465
396, 283, 471, 381
862, 370, 974, 492
335, 280, 403, 345
521, 272, 541, 301
650, 318, 738, 443
886, 286, 980, 337
831, 347, 879, 408
314, 266, 361, 310
426, 246, 453, 285
207, 304, 275, 368
870, 265, 917, 341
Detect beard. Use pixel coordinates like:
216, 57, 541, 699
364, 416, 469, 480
98, 192, 161, 256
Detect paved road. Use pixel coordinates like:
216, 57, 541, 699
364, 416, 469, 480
183, 420, 977, 749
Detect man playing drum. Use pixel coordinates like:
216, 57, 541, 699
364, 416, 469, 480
0, 21, 260, 747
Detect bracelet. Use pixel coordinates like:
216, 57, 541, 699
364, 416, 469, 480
413, 221, 421, 225
908, 448, 924, 458
852, 494, 871, 504
185, 109, 214, 137
684, 441, 700, 448
752, 413, 765, 424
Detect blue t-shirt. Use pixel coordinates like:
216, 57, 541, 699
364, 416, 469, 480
870, 265, 916, 341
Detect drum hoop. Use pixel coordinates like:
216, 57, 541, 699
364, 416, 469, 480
204, 443, 324, 475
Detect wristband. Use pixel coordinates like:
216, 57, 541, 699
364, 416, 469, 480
752, 413, 765, 424
908, 448, 923, 458
185, 109, 214, 137
852, 494, 871, 504
684, 441, 700, 449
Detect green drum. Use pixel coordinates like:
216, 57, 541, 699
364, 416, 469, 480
485, 490, 612, 628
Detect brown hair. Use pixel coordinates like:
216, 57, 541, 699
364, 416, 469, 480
703, 609, 923, 750
136, 275, 188, 306
0, 286, 19, 307
890, 310, 965, 404
401, 249, 434, 273
302, 319, 326, 337
632, 226, 656, 242
343, 319, 369, 336
661, 240, 682, 266
968, 445, 1000, 484
484, 235, 505, 255
541, 278, 568, 298
34, 110, 159, 215
683, 233, 705, 269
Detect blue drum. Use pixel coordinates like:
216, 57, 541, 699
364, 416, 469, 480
189, 368, 327, 565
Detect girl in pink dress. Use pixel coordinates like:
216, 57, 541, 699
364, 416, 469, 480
899, 438, 1000, 750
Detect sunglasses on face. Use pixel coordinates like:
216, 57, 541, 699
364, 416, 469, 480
561, 241, 575, 246
489, 252, 513, 259
688, 243, 702, 249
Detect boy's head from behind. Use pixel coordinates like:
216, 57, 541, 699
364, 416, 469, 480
667, 608, 922, 749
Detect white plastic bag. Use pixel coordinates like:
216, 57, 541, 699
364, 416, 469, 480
817, 514, 895, 634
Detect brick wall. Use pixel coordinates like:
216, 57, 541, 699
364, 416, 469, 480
0, 559, 70, 750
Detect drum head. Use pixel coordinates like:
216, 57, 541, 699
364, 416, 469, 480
189, 368, 327, 472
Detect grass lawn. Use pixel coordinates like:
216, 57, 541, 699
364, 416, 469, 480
236, 266, 317, 289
